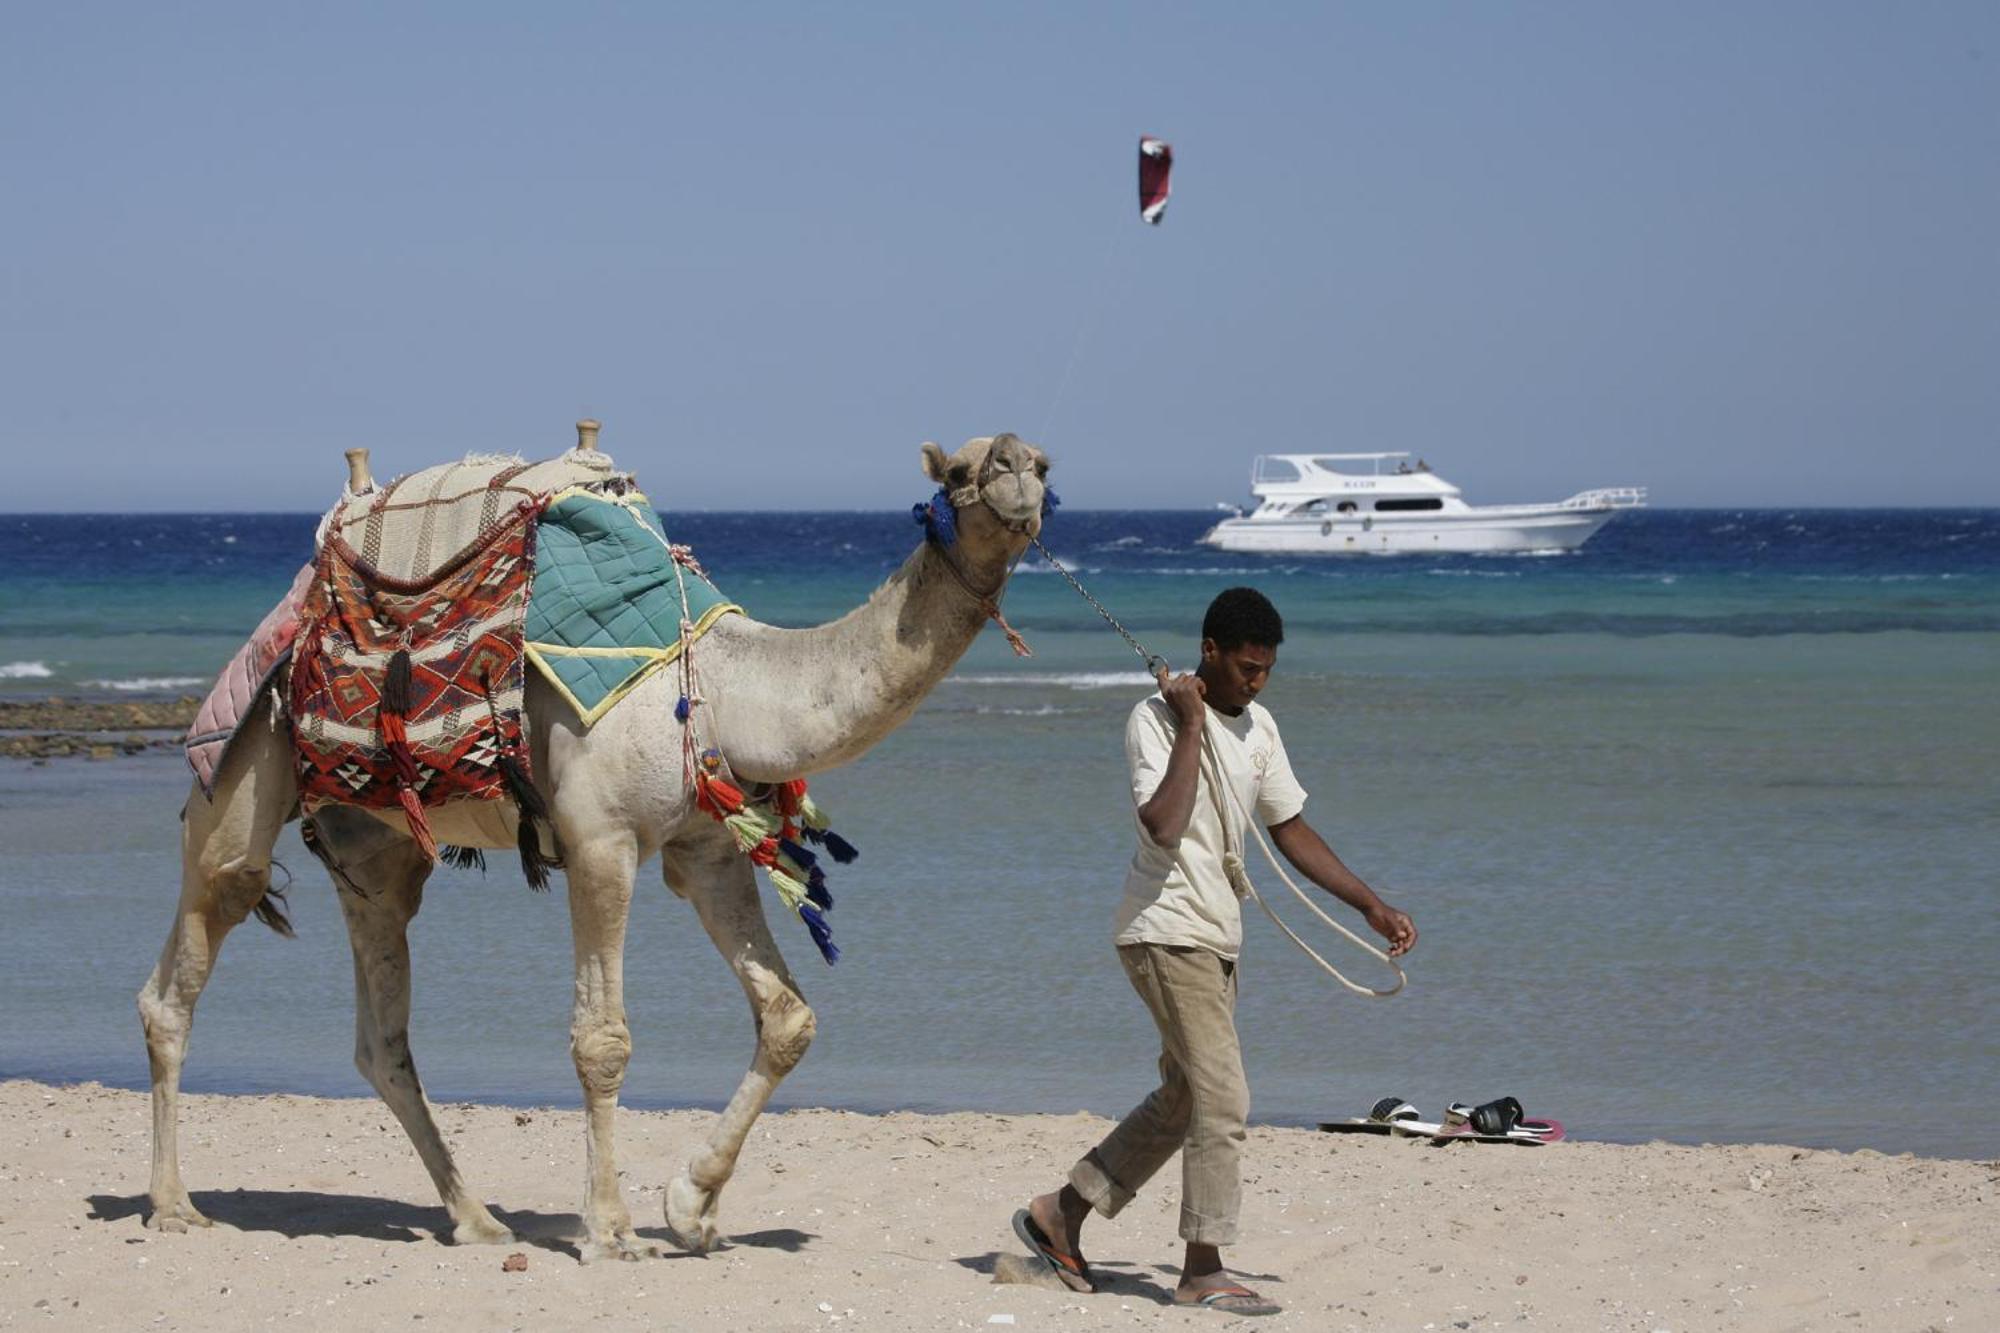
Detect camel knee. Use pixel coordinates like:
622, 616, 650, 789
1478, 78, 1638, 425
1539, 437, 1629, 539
201, 857, 272, 927
351, 1032, 378, 1088
136, 985, 187, 1065
354, 1029, 418, 1096
757, 991, 816, 1075
570, 1020, 632, 1096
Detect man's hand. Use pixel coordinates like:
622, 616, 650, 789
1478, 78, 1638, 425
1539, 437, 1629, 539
1365, 902, 1417, 958
1157, 670, 1207, 730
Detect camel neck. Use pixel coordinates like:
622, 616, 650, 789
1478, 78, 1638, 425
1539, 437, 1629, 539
693, 537, 1006, 782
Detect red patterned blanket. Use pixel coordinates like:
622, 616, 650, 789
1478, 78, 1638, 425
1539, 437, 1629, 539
289, 496, 553, 883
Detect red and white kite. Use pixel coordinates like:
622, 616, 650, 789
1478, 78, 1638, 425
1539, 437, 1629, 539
1138, 136, 1173, 225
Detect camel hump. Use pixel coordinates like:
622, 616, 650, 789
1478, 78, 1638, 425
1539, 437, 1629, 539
327, 439, 634, 584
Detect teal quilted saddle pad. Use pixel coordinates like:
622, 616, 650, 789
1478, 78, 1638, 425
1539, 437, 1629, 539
525, 489, 740, 724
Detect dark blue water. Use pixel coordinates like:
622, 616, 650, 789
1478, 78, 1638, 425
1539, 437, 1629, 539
3, 510, 1996, 690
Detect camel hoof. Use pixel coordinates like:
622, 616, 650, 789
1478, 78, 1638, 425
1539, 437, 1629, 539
581, 1232, 656, 1264
146, 1200, 212, 1233
664, 1172, 721, 1254
449, 1212, 516, 1247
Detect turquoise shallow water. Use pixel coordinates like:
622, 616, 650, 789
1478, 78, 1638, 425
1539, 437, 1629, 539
2, 510, 1996, 1156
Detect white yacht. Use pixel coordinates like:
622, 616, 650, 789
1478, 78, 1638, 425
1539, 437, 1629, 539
1199, 454, 1645, 555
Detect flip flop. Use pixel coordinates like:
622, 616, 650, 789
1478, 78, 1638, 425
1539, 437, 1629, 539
1317, 1095, 1424, 1135
1443, 1098, 1565, 1142
1010, 1208, 1094, 1293
1175, 1283, 1282, 1316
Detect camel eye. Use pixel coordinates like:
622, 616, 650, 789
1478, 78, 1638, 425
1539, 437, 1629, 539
1034, 459, 1049, 479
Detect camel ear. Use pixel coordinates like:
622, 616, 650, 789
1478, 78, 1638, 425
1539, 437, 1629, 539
920, 441, 950, 485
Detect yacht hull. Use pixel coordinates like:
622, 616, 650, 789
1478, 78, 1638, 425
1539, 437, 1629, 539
1199, 506, 1619, 555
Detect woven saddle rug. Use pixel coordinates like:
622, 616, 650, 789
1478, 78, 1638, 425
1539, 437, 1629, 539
288, 451, 632, 878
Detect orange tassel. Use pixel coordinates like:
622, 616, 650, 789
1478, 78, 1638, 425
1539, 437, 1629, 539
696, 774, 746, 816
396, 784, 438, 862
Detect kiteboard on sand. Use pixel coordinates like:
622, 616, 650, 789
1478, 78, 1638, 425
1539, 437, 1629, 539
1319, 1096, 1565, 1145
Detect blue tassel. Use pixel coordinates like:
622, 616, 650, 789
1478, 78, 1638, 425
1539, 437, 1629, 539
913, 488, 956, 547
779, 838, 818, 870
823, 831, 859, 864
805, 868, 832, 910
799, 904, 839, 965
674, 695, 691, 723
1042, 486, 1062, 519
796, 824, 826, 846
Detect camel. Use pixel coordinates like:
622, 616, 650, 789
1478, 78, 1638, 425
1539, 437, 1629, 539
138, 430, 1050, 1261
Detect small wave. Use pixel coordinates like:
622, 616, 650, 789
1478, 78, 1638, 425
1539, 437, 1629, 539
1129, 566, 1298, 577
1424, 569, 1518, 578
974, 704, 1080, 717
84, 675, 208, 693
1096, 535, 1145, 549
953, 671, 1154, 690
1017, 554, 1092, 574
0, 660, 54, 679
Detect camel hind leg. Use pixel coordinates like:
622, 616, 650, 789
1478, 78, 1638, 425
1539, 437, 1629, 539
314, 806, 514, 1245
660, 836, 817, 1253
138, 701, 295, 1232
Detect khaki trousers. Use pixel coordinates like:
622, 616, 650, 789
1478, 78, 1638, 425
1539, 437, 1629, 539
1069, 942, 1249, 1246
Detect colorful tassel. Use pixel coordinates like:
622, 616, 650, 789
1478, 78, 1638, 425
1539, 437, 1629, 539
396, 784, 439, 861
767, 868, 808, 912
689, 764, 848, 964
675, 694, 691, 723
798, 904, 839, 965
722, 811, 768, 852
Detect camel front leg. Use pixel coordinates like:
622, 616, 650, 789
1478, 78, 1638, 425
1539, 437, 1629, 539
318, 809, 512, 1245
138, 704, 294, 1232
563, 830, 649, 1262
660, 841, 816, 1253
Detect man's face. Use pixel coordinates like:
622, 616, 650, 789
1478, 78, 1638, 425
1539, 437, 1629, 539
1199, 639, 1278, 711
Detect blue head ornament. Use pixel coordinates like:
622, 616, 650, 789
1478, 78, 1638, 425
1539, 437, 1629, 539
912, 488, 957, 547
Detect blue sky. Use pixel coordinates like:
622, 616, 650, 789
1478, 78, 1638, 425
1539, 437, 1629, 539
3, 3, 1994, 510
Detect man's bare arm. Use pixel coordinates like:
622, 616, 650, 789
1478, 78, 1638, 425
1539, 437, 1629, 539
1267, 814, 1417, 956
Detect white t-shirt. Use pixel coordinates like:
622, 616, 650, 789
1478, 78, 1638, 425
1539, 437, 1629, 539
1113, 693, 1309, 960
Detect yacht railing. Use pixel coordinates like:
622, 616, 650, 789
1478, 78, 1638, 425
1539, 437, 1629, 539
1558, 487, 1647, 510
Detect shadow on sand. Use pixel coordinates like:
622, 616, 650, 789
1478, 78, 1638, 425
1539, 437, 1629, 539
957, 1250, 1208, 1306
88, 1192, 813, 1262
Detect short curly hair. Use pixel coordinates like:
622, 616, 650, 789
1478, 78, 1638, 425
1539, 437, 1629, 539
1202, 587, 1284, 651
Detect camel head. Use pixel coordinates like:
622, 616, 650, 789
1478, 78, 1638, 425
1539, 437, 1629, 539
919, 433, 1051, 558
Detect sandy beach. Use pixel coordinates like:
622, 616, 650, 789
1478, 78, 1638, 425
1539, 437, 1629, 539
1, 1080, 1992, 1331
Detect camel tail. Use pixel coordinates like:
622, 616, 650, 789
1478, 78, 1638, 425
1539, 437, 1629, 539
251, 862, 299, 938
252, 887, 297, 938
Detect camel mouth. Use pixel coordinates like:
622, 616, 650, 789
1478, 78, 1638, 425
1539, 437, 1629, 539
980, 472, 1045, 533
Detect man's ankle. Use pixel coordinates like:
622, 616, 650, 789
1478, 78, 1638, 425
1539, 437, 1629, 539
1181, 1242, 1224, 1281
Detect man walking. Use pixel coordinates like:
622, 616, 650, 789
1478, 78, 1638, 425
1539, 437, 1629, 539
1012, 587, 1416, 1315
